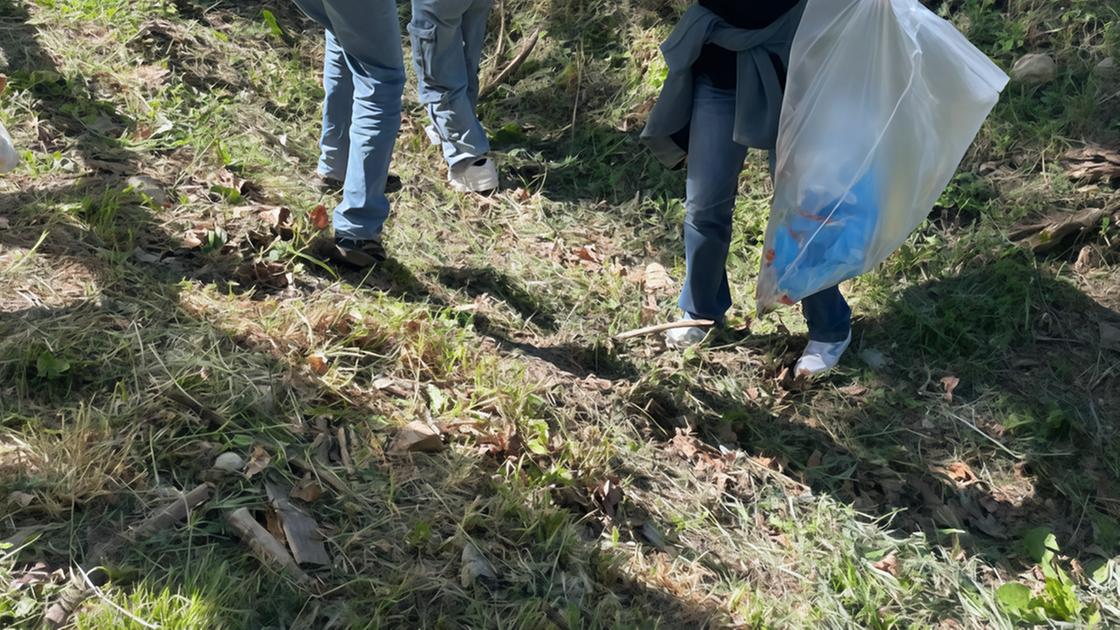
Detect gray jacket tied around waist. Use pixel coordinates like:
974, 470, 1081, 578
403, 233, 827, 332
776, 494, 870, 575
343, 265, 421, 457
640, 1, 807, 169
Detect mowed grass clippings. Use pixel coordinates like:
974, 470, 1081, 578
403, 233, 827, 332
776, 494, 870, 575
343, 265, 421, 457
1, 0, 1119, 628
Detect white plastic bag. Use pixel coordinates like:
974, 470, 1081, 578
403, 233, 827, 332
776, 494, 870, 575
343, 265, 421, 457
756, 0, 1009, 311
0, 121, 19, 173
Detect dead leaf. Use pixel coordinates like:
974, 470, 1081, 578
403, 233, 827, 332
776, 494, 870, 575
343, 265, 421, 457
0, 216, 10, 230
181, 230, 204, 249
460, 543, 498, 588
593, 477, 623, 519
873, 551, 900, 577
511, 187, 531, 203
390, 420, 445, 453
668, 430, 700, 461
806, 450, 823, 469
266, 482, 330, 566
244, 445, 271, 479
307, 353, 329, 375
643, 262, 673, 293
310, 204, 330, 231
239, 261, 291, 289
7, 491, 34, 508
254, 205, 293, 240
265, 508, 287, 545
1101, 322, 1120, 351
937, 461, 978, 487
745, 387, 761, 402
839, 384, 868, 397
574, 244, 601, 263
941, 376, 961, 402
290, 476, 323, 503
1063, 145, 1120, 183
135, 64, 170, 86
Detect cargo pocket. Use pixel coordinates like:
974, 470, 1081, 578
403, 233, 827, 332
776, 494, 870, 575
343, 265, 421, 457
407, 21, 441, 104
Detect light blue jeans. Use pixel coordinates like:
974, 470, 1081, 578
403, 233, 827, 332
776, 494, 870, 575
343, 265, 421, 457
294, 0, 405, 241
409, 0, 492, 168
681, 77, 852, 343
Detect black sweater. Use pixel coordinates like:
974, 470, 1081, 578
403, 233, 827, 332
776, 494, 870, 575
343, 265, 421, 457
694, 0, 801, 89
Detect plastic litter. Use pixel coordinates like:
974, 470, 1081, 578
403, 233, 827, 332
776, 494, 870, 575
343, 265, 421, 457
757, 0, 1009, 311
0, 121, 18, 173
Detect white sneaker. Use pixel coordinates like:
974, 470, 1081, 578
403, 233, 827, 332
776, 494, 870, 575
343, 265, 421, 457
665, 316, 710, 349
795, 332, 852, 377
449, 157, 499, 193
424, 124, 441, 146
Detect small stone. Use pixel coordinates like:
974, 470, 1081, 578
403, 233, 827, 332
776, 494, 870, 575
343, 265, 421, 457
1010, 54, 1057, 84
213, 452, 245, 472
1094, 57, 1118, 80
126, 175, 169, 206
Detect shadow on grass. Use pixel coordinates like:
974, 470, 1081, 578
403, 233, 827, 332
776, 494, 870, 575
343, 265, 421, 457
638, 254, 1120, 570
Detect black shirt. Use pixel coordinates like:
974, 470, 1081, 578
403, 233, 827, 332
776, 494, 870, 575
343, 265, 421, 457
694, 0, 801, 89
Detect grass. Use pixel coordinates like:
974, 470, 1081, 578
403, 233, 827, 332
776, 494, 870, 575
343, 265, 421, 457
1, 0, 1119, 627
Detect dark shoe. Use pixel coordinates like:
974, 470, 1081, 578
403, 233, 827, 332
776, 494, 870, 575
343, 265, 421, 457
329, 237, 386, 268
317, 173, 402, 194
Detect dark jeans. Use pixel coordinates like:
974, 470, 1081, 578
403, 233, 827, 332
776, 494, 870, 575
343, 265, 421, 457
679, 77, 851, 343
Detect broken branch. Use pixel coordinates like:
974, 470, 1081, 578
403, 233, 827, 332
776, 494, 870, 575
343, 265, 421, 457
614, 319, 716, 341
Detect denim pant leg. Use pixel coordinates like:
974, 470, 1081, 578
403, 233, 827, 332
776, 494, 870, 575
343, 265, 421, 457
679, 78, 750, 323
318, 30, 353, 181
802, 286, 852, 342
293, 0, 405, 241
461, 0, 491, 108
410, 0, 491, 168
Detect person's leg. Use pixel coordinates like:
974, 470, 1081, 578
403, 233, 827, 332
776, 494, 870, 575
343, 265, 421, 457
461, 0, 492, 108
308, 0, 405, 242
802, 285, 852, 343
317, 29, 353, 182
410, 0, 491, 169
678, 77, 750, 324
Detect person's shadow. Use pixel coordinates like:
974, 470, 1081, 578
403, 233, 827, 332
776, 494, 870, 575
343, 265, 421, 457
617, 253, 1120, 571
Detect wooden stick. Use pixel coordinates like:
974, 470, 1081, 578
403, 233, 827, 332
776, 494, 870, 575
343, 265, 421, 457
479, 29, 541, 100
614, 319, 716, 341
44, 484, 212, 629
227, 508, 310, 583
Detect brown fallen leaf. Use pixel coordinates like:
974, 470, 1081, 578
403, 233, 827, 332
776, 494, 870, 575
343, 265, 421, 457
266, 482, 330, 567
390, 420, 445, 453
937, 461, 977, 487
265, 508, 287, 545
290, 475, 323, 503
873, 551, 900, 577
310, 204, 330, 231
244, 445, 271, 479
643, 262, 674, 293
181, 230, 204, 249
941, 376, 961, 402
307, 353, 329, 375
593, 477, 623, 519
254, 205, 293, 240
839, 384, 868, 397
668, 429, 700, 461
806, 450, 823, 469
574, 244, 601, 263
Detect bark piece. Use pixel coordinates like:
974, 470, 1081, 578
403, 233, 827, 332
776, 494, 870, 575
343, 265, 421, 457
265, 482, 330, 567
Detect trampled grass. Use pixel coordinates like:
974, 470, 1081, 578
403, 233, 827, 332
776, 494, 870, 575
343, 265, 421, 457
1, 0, 1118, 628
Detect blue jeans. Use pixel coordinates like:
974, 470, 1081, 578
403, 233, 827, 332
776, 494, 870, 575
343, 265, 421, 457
409, 0, 492, 167
294, 0, 405, 241
680, 77, 852, 343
